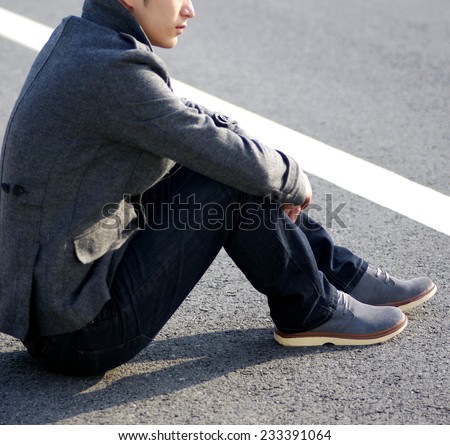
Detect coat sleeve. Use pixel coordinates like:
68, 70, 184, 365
99, 49, 307, 205
180, 97, 251, 138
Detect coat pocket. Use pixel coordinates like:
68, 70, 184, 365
73, 200, 138, 264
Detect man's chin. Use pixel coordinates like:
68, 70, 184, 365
152, 39, 178, 49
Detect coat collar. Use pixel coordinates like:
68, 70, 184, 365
82, 0, 153, 49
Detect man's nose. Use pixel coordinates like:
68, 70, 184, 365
182, 0, 195, 18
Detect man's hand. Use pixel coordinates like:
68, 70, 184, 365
282, 172, 312, 223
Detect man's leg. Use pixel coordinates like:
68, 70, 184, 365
295, 212, 436, 311
25, 169, 406, 375
295, 212, 368, 293
27, 169, 335, 375
100, 169, 405, 353
103, 169, 338, 354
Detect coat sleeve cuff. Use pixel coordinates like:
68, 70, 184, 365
277, 152, 308, 206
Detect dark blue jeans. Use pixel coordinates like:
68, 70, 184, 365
26, 168, 366, 375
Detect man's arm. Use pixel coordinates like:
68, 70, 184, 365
101, 51, 309, 206
181, 99, 313, 222
181, 98, 251, 138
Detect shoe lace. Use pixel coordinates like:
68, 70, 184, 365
375, 267, 390, 284
337, 291, 349, 315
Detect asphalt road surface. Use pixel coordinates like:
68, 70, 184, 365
0, 0, 449, 425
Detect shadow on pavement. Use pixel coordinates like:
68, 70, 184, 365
0, 328, 326, 424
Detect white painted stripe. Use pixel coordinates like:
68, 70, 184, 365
0, 7, 53, 51
1, 7, 449, 236
172, 81, 450, 237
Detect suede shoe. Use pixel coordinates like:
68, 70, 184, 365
274, 292, 407, 347
351, 265, 436, 311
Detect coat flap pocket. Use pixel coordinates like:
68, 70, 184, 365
73, 201, 137, 264
73, 228, 118, 264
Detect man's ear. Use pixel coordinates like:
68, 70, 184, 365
118, 0, 135, 11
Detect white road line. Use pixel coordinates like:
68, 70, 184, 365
1, 7, 449, 236
0, 7, 52, 51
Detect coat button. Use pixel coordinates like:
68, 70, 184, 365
12, 184, 27, 196
214, 113, 230, 127
1, 183, 11, 193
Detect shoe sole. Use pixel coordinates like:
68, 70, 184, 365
391, 283, 437, 312
274, 316, 408, 347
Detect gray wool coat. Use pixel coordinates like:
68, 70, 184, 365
0, 0, 307, 341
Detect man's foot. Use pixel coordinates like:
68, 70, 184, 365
351, 265, 437, 311
274, 292, 407, 347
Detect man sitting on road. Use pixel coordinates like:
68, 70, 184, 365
0, 0, 437, 375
